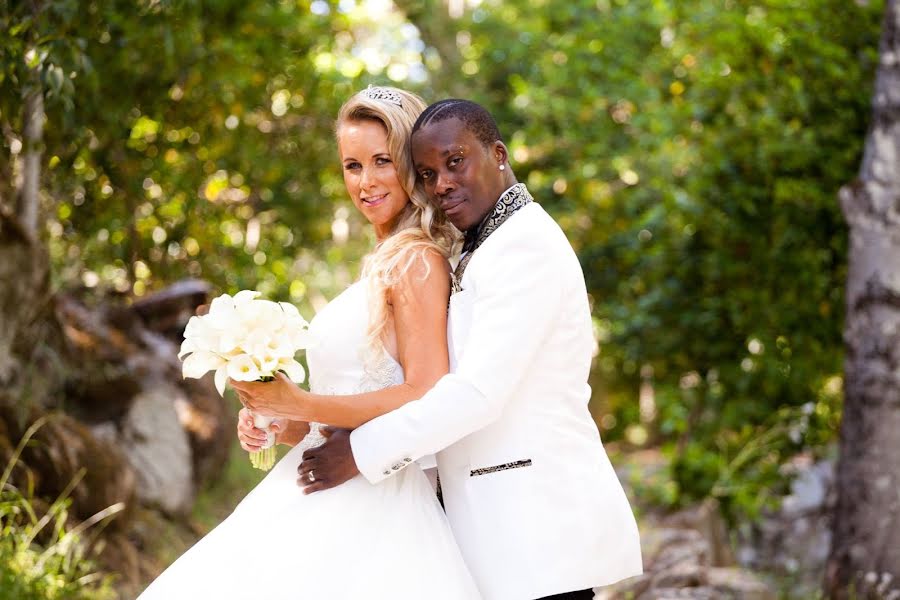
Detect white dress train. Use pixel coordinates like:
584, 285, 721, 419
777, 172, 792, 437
138, 281, 481, 600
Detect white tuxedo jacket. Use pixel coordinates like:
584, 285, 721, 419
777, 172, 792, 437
351, 203, 642, 600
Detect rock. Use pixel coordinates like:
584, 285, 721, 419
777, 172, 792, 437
662, 498, 735, 566
115, 296, 232, 491
0, 415, 13, 465
652, 564, 708, 589
120, 383, 194, 516
782, 458, 834, 516
89, 421, 118, 445
600, 501, 775, 600
600, 573, 652, 599
0, 215, 70, 412
736, 454, 836, 598
21, 413, 135, 528
178, 374, 233, 488
0, 267, 231, 593
42, 284, 231, 507
639, 588, 716, 599
643, 527, 708, 558
130, 278, 210, 344
629, 569, 775, 600
651, 528, 711, 570
706, 568, 776, 600
97, 532, 141, 586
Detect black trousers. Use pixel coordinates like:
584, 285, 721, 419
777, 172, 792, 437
536, 590, 594, 600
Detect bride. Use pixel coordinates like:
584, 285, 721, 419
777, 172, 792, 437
138, 86, 481, 599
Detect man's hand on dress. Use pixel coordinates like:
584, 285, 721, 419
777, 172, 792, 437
298, 427, 359, 494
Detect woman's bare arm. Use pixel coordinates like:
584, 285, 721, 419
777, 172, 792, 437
297, 249, 451, 427
234, 249, 451, 429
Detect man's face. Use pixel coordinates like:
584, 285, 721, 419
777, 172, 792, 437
411, 117, 503, 232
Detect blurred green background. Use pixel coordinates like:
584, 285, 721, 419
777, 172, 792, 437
0, 0, 885, 596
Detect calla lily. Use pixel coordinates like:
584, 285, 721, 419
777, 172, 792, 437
268, 334, 299, 358
182, 350, 227, 379
278, 358, 306, 384
208, 293, 234, 313
254, 352, 280, 374
233, 290, 261, 305
179, 290, 313, 466
184, 314, 214, 340
279, 301, 308, 325
218, 331, 242, 355
214, 366, 229, 396
240, 330, 273, 356
227, 353, 262, 382
288, 328, 318, 350
178, 338, 197, 360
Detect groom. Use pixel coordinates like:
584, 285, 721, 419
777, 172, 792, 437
300, 99, 642, 600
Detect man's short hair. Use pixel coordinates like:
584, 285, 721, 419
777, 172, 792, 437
411, 99, 503, 147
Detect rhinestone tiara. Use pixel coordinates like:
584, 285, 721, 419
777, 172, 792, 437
362, 85, 403, 107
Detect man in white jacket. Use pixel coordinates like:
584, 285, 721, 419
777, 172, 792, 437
300, 99, 642, 600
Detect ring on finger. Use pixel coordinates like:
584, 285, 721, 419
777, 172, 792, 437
308, 470, 316, 483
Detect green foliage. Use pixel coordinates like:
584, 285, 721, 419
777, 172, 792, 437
424, 0, 881, 516
0, 0, 883, 523
1, 0, 415, 313
0, 418, 118, 600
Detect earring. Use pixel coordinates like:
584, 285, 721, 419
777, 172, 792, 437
499, 165, 506, 171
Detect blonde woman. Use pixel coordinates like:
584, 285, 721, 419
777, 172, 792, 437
138, 87, 481, 599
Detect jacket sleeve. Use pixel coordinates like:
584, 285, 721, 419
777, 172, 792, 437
350, 228, 565, 484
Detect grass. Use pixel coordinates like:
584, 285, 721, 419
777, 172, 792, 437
0, 415, 121, 600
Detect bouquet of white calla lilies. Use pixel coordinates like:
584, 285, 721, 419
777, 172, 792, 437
179, 290, 314, 470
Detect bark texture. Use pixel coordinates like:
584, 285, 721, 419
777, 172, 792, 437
827, 2, 900, 597
19, 81, 44, 237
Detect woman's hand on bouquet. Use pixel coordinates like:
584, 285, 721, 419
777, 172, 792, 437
237, 407, 276, 452
230, 372, 303, 420
238, 408, 309, 450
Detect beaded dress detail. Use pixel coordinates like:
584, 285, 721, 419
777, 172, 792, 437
297, 280, 406, 452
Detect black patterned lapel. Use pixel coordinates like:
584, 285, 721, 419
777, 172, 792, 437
451, 183, 533, 292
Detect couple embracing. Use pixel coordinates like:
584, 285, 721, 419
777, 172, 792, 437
139, 87, 642, 600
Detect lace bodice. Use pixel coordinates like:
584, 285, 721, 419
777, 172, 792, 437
298, 280, 404, 449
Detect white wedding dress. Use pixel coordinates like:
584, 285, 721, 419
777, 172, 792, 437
138, 280, 481, 600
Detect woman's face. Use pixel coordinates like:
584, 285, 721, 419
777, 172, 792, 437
337, 119, 409, 240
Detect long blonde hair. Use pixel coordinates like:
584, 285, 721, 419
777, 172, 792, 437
335, 87, 459, 358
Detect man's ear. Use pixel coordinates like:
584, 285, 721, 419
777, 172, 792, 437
494, 141, 509, 165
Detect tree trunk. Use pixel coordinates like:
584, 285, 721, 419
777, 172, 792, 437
18, 78, 44, 238
0, 65, 60, 413
826, 2, 900, 598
